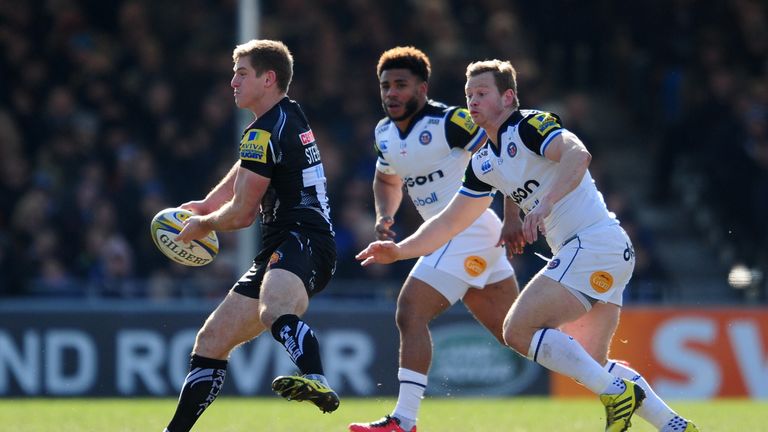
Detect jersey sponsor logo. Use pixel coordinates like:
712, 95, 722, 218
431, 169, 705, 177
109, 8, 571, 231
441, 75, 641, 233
527, 113, 561, 136
547, 258, 560, 269
404, 169, 444, 187
464, 255, 487, 277
481, 160, 492, 173
419, 130, 432, 145
589, 271, 614, 293
299, 129, 315, 146
428, 118, 440, 125
450, 108, 478, 133
510, 179, 540, 204
507, 142, 517, 158
378, 140, 389, 152
376, 123, 390, 134
412, 192, 438, 207
399, 141, 407, 156
240, 128, 271, 163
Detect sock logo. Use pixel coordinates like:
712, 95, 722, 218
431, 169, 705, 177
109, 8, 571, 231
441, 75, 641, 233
279, 323, 309, 363
196, 368, 226, 415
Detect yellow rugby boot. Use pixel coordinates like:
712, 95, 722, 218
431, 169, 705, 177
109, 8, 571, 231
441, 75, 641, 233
600, 379, 646, 432
271, 374, 340, 413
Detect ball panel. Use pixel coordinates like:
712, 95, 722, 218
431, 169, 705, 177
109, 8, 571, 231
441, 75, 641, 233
150, 207, 219, 267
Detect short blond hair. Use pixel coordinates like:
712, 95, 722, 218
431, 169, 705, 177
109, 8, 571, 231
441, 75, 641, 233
466, 59, 519, 109
233, 40, 293, 93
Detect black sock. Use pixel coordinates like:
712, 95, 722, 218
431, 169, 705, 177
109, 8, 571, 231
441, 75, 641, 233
166, 354, 228, 432
271, 314, 324, 375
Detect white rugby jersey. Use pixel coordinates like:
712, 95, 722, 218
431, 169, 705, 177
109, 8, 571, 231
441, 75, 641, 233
375, 100, 486, 220
460, 109, 617, 251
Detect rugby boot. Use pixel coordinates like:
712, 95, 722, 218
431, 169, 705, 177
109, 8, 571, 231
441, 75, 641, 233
348, 415, 416, 432
600, 378, 646, 432
684, 422, 700, 431
271, 375, 340, 413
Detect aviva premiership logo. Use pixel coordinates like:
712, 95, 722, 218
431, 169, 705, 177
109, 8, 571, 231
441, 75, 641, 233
240, 128, 271, 163
450, 109, 478, 133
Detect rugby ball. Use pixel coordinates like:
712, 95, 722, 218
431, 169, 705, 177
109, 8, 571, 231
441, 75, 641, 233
150, 208, 219, 266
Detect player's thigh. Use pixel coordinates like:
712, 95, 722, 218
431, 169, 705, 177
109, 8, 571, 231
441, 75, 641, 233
397, 274, 453, 327
463, 275, 519, 344
504, 272, 588, 349
194, 290, 266, 358
561, 302, 620, 364
260, 268, 309, 326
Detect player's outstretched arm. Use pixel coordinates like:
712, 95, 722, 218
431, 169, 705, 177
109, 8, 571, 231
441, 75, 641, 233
177, 167, 266, 242
181, 161, 241, 215
357, 193, 492, 266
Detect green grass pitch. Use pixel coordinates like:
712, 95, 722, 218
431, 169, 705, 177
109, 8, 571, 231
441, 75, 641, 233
0, 397, 764, 431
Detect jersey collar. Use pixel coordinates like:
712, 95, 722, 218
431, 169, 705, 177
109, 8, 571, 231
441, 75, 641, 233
488, 110, 524, 155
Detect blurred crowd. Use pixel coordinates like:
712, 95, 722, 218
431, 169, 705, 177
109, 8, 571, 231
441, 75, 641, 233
0, 0, 764, 301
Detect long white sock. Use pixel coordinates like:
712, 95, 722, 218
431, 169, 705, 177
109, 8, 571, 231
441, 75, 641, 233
528, 328, 618, 394
605, 360, 679, 430
392, 367, 427, 430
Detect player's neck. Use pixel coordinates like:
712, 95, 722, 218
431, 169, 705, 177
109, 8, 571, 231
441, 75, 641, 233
484, 108, 515, 144
393, 99, 426, 133
250, 92, 287, 118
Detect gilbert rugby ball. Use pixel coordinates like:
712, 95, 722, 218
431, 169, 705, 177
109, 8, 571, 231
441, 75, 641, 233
150, 208, 219, 266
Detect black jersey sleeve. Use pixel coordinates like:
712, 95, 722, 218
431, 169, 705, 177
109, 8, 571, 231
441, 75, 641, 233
239, 127, 275, 177
518, 111, 565, 156
445, 107, 486, 152
459, 156, 495, 197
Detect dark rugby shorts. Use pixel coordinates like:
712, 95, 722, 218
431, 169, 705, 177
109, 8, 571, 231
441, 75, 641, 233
232, 229, 336, 299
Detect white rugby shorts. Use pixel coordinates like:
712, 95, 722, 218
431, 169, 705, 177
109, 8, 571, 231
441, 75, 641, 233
541, 222, 635, 307
409, 209, 515, 304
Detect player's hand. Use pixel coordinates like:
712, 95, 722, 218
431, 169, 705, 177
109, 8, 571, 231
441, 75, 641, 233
374, 215, 396, 240
497, 215, 526, 258
176, 216, 212, 243
522, 200, 553, 244
180, 200, 211, 215
355, 241, 401, 266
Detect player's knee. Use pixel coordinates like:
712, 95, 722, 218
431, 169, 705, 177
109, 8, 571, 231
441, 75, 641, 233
501, 319, 528, 354
394, 302, 429, 334
193, 326, 228, 358
258, 305, 279, 328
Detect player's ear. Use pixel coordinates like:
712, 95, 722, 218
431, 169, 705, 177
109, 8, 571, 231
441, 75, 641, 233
265, 70, 277, 87
419, 80, 428, 95
503, 89, 516, 108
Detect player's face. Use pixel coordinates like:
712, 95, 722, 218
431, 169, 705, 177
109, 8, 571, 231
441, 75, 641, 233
465, 72, 505, 129
231, 57, 265, 110
379, 69, 426, 122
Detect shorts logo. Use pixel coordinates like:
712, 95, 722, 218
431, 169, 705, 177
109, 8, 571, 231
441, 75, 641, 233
589, 271, 614, 293
507, 142, 517, 158
268, 251, 283, 267
419, 130, 432, 145
464, 255, 487, 277
547, 258, 560, 269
